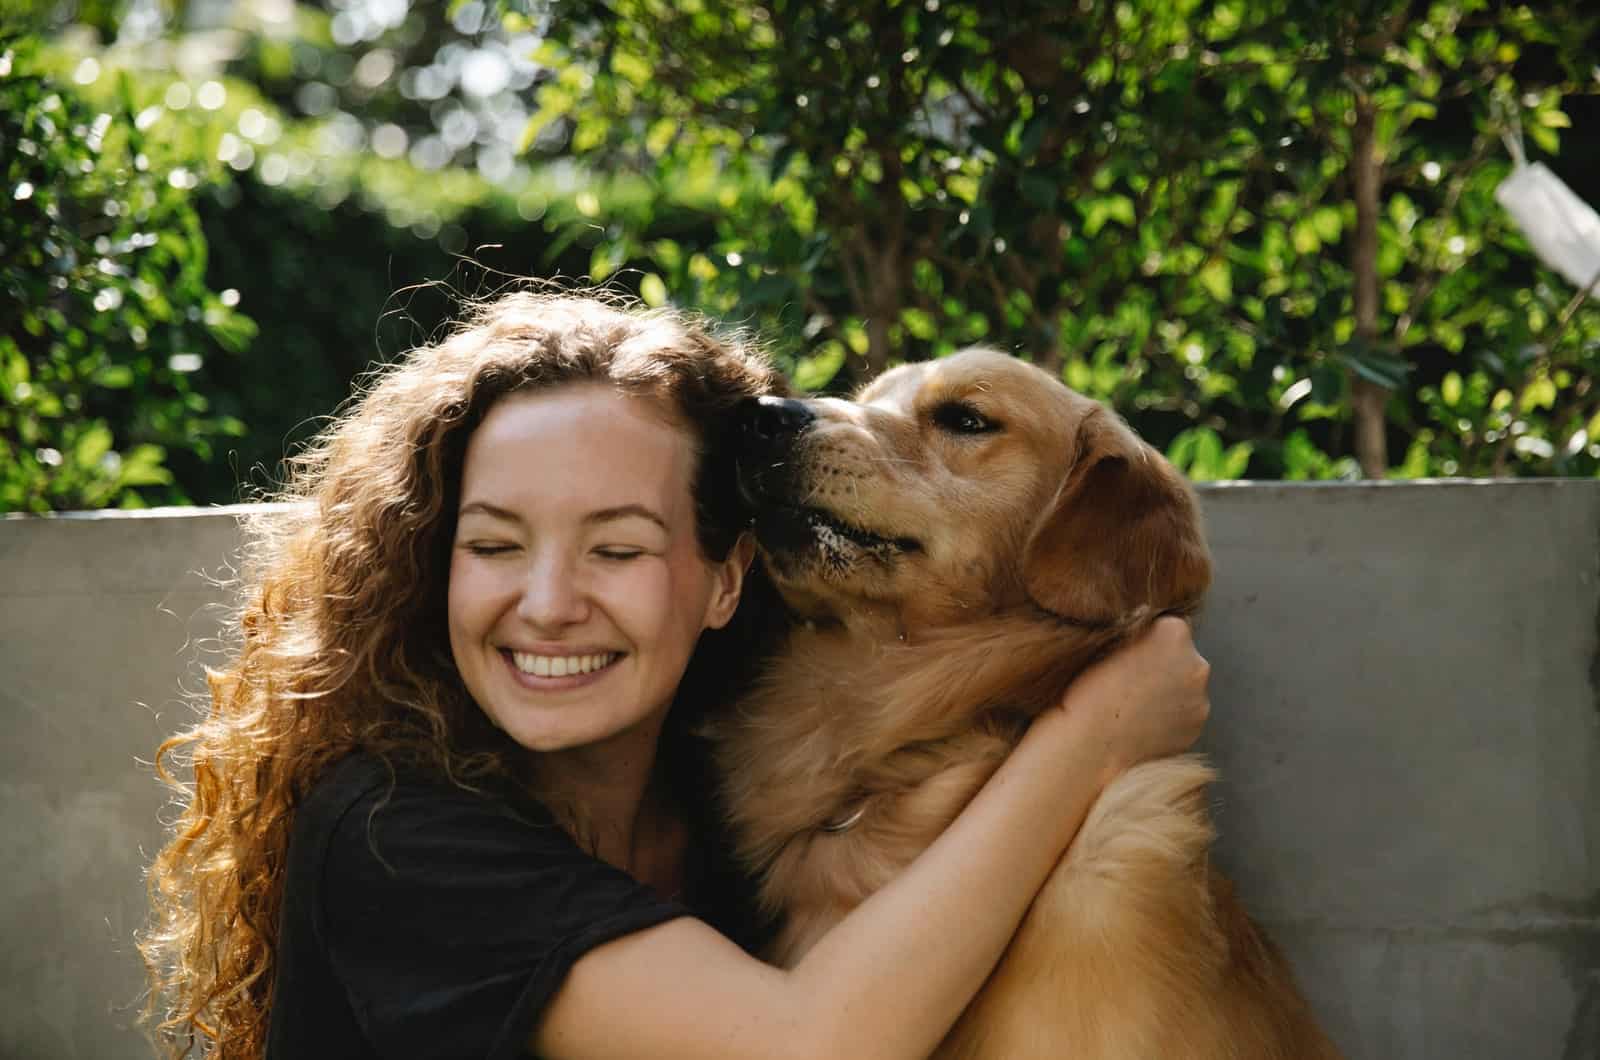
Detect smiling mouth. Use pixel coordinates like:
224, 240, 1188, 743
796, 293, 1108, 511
505, 650, 623, 678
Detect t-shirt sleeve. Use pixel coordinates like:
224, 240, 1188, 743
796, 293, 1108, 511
316, 776, 690, 1060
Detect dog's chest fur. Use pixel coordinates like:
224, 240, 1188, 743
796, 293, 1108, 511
712, 614, 1120, 963
713, 618, 1341, 1060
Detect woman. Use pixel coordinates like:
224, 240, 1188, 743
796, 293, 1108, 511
142, 291, 1209, 1059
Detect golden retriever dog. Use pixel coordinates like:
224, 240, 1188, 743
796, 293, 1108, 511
714, 348, 1342, 1059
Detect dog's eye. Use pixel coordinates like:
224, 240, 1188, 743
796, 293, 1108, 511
932, 402, 998, 435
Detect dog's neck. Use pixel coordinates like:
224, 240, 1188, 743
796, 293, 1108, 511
784, 595, 1030, 647
714, 605, 1130, 873
787, 608, 920, 646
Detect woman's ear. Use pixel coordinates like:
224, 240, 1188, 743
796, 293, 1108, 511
704, 532, 757, 630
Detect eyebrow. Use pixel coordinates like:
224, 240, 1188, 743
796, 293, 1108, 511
583, 504, 668, 531
457, 500, 667, 531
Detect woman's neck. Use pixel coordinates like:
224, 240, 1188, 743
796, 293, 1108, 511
530, 714, 684, 888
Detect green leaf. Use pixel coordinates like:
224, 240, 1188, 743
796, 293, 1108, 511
93, 363, 135, 388
73, 423, 113, 467
2, 343, 29, 390
610, 48, 652, 86
1167, 427, 1228, 481
1394, 433, 1433, 479
590, 240, 628, 281
1220, 442, 1254, 480
1282, 430, 1331, 481
1078, 195, 1134, 236
1311, 207, 1342, 242
639, 272, 668, 307
1291, 220, 1320, 254
792, 341, 845, 392
1441, 372, 1463, 407
1339, 342, 1411, 390
1197, 259, 1232, 302
646, 118, 677, 157
1521, 376, 1557, 412
1529, 124, 1560, 154
116, 444, 173, 487
901, 307, 937, 341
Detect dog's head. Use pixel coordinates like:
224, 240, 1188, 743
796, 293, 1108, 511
736, 348, 1210, 634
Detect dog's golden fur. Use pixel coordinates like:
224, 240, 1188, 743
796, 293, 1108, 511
713, 349, 1341, 1059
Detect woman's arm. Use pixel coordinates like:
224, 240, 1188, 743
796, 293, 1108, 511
534, 616, 1210, 1060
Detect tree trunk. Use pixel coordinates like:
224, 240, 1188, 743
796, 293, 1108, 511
1350, 94, 1388, 478
863, 242, 900, 378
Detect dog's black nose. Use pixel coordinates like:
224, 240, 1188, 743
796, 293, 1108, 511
741, 395, 815, 444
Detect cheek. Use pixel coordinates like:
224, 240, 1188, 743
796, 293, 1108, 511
651, 557, 721, 640
446, 556, 500, 638
445, 555, 470, 625
631, 565, 694, 637
444, 567, 474, 670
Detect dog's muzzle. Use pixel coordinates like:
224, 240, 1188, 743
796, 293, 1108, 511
734, 396, 921, 564
735, 396, 824, 554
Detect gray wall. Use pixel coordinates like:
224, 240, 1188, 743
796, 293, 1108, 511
2, 484, 1596, 1058
1197, 482, 1599, 1060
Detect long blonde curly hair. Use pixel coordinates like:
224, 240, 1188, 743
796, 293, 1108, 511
139, 291, 784, 1058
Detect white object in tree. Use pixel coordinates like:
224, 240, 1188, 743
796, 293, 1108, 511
1495, 159, 1600, 294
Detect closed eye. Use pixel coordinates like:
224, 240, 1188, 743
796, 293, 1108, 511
462, 542, 518, 556
594, 548, 647, 561
931, 401, 1000, 435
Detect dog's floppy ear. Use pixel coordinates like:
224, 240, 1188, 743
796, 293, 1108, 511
1022, 407, 1211, 624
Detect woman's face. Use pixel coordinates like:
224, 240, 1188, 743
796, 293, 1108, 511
447, 384, 748, 757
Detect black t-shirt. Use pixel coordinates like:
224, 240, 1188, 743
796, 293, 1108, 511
266, 752, 764, 1059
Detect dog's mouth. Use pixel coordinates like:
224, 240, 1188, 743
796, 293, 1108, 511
737, 447, 922, 563
754, 500, 923, 561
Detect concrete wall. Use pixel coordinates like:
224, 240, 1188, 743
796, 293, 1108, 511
1, 483, 1596, 1058
1197, 482, 1599, 1060
2, 509, 240, 1059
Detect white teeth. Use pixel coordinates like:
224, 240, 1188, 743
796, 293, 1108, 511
511, 651, 618, 677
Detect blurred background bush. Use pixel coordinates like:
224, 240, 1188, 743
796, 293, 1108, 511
4, 0, 1599, 510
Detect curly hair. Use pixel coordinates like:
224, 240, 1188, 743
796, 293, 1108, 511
139, 291, 785, 1058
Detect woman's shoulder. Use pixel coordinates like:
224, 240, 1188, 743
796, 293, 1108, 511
298, 751, 392, 814
294, 752, 562, 870
279, 753, 693, 1060
296, 752, 433, 833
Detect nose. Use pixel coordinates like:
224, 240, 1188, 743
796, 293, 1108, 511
740, 395, 815, 447
516, 551, 589, 629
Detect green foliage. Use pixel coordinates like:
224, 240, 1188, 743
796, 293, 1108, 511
524, 0, 1600, 479
14, 0, 1600, 510
0, 36, 254, 510
16, 15, 627, 503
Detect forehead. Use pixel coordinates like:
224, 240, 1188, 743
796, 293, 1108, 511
463, 384, 697, 504
474, 383, 688, 441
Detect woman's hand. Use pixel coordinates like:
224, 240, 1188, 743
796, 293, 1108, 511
1047, 616, 1211, 785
